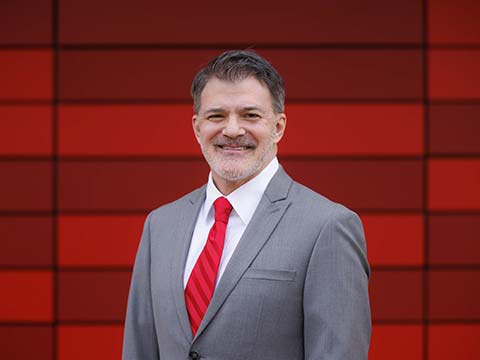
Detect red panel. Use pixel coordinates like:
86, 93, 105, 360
361, 214, 423, 266
428, 159, 480, 210
429, 215, 480, 265
59, 50, 422, 100
429, 0, 480, 44
0, 161, 52, 211
283, 160, 423, 211
58, 105, 199, 156
59, 50, 217, 100
429, 325, 480, 359
429, 270, 480, 320
59, 160, 422, 212
369, 325, 422, 360
0, 326, 52, 360
0, 106, 52, 155
59, 0, 422, 44
0, 216, 52, 266
0, 271, 53, 321
369, 270, 423, 321
0, 51, 52, 100
281, 104, 423, 156
429, 50, 480, 99
58, 215, 144, 266
429, 104, 480, 154
58, 160, 208, 211
0, 0, 52, 44
58, 104, 424, 157
58, 325, 123, 360
58, 271, 131, 321
265, 50, 423, 100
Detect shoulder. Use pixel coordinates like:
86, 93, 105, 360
289, 179, 367, 256
289, 179, 359, 223
147, 184, 206, 223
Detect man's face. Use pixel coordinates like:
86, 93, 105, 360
193, 76, 286, 192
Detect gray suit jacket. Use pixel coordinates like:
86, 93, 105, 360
123, 167, 371, 360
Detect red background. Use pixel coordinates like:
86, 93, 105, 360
1, 0, 480, 359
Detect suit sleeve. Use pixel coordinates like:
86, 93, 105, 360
122, 212, 160, 360
303, 206, 371, 360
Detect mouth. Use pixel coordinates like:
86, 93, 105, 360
216, 145, 254, 151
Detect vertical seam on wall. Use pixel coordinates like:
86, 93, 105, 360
422, 0, 430, 359
52, 0, 59, 359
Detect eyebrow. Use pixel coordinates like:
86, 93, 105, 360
242, 106, 263, 112
204, 107, 225, 114
203, 105, 265, 115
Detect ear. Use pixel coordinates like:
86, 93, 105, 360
273, 113, 287, 144
192, 114, 201, 143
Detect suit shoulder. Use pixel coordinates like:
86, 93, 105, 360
289, 180, 359, 221
289, 180, 367, 258
148, 185, 205, 220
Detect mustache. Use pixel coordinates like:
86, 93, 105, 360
213, 137, 257, 148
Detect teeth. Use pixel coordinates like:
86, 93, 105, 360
221, 146, 245, 150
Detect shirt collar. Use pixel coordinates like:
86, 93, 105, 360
204, 157, 279, 224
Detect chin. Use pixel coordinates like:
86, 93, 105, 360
211, 160, 262, 183
214, 167, 256, 183
202, 145, 275, 184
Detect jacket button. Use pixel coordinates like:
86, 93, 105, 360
189, 351, 200, 359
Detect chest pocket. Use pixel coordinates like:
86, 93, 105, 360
243, 268, 296, 282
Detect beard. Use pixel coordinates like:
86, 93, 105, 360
200, 132, 276, 183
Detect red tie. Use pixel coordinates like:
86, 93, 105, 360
185, 196, 233, 336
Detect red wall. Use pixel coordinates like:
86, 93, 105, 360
1, 0, 480, 359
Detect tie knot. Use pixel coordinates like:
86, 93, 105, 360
213, 197, 233, 223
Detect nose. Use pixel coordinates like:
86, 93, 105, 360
222, 115, 246, 138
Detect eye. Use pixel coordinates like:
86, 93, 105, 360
207, 114, 224, 121
244, 113, 260, 119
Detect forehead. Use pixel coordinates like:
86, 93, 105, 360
199, 77, 273, 112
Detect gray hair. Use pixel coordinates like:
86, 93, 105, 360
191, 50, 285, 114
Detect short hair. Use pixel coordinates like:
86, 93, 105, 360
191, 50, 285, 114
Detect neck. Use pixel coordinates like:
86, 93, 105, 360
212, 175, 252, 195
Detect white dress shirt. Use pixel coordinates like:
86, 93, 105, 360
183, 157, 279, 288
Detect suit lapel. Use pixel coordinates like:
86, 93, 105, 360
170, 186, 206, 342
194, 168, 293, 339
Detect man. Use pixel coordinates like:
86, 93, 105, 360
123, 50, 371, 360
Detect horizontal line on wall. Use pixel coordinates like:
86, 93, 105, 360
2, 210, 480, 216
56, 320, 125, 326
0, 265, 54, 271
2, 99, 480, 106
430, 99, 480, 105
428, 210, 480, 215
0, 209, 470, 216
428, 154, 480, 158
0, 210, 150, 216
1, 43, 480, 51
0, 320, 124, 326
1, 319, 478, 327
0, 98, 428, 105
372, 265, 480, 271
57, 266, 132, 272
0, 155, 426, 162
0, 43, 426, 50
424, 319, 480, 324
373, 319, 480, 325
0, 155, 478, 162
57, 98, 426, 104
0, 322, 54, 326
0, 100, 53, 106
2, 265, 479, 272
0, 211, 53, 216
0, 265, 131, 272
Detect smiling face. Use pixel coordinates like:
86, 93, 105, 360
193, 76, 286, 194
